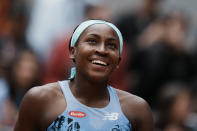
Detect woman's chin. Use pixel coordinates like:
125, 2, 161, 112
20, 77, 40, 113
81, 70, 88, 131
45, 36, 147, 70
87, 73, 109, 83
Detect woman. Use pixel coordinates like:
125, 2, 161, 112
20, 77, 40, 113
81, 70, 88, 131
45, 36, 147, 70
155, 82, 193, 131
14, 20, 153, 131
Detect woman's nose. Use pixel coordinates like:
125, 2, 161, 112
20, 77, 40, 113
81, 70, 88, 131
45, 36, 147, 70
96, 43, 107, 55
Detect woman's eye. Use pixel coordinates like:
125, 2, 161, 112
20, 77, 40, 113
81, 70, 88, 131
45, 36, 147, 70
107, 43, 117, 49
87, 39, 97, 44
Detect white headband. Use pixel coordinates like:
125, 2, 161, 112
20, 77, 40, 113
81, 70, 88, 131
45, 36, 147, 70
70, 20, 123, 53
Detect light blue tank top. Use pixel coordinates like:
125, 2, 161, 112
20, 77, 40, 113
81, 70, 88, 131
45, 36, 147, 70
47, 80, 132, 131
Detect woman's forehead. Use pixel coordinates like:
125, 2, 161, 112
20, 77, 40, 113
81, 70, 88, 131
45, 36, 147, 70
81, 24, 119, 38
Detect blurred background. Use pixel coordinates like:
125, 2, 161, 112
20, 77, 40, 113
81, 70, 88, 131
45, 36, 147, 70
0, 0, 197, 130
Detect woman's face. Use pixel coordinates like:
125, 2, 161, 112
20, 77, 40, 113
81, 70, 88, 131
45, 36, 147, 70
13, 51, 39, 88
169, 91, 191, 124
70, 24, 121, 82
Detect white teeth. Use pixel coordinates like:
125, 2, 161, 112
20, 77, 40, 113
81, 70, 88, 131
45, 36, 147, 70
92, 60, 107, 66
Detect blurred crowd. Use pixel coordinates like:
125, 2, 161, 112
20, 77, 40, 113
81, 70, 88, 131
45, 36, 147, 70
0, 0, 197, 130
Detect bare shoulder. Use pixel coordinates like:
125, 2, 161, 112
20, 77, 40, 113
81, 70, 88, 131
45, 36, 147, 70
20, 82, 61, 111
116, 89, 154, 131
14, 82, 64, 131
25, 82, 61, 102
19, 82, 60, 112
116, 89, 150, 110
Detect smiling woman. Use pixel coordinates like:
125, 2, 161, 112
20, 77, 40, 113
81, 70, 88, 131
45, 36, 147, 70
14, 20, 153, 131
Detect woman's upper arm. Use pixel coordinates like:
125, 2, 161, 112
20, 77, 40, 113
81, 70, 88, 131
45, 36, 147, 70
121, 93, 154, 131
135, 99, 154, 131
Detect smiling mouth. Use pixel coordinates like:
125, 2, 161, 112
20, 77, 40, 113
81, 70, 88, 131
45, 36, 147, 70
91, 60, 108, 66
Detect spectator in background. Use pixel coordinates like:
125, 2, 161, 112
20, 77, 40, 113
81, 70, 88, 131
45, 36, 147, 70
115, 0, 162, 46
1, 49, 41, 131
7, 49, 41, 108
0, 0, 29, 80
155, 82, 194, 131
128, 10, 196, 107
1, 49, 41, 130
114, 0, 164, 92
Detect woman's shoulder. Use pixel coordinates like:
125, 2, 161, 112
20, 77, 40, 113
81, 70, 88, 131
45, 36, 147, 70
19, 82, 61, 113
116, 89, 148, 108
115, 89, 154, 130
15, 82, 65, 130
27, 82, 61, 100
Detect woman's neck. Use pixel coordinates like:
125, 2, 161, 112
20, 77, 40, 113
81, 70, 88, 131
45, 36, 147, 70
69, 75, 109, 103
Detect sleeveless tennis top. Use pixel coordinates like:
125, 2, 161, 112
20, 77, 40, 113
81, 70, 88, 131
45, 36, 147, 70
47, 80, 132, 131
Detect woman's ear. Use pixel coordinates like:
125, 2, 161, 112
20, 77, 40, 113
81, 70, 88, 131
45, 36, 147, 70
69, 46, 76, 62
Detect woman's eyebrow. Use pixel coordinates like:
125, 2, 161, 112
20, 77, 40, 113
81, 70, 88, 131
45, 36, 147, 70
86, 33, 118, 41
86, 33, 99, 37
108, 38, 118, 41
